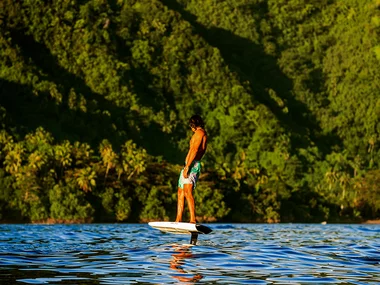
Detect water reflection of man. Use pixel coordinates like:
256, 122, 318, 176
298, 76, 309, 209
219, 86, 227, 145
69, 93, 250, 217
170, 245, 203, 283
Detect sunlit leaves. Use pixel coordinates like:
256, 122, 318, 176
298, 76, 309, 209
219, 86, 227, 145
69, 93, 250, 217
374, 45, 380, 60
139, 186, 171, 222
0, 0, 379, 223
74, 167, 97, 192
99, 139, 117, 178
49, 184, 94, 223
54, 141, 73, 168
4, 143, 24, 175
194, 184, 230, 222
120, 140, 147, 179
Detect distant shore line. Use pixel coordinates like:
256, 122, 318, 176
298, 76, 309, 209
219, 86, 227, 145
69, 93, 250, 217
1, 219, 379, 225
363, 219, 380, 224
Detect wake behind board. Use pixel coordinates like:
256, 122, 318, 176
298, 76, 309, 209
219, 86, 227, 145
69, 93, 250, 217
148, 222, 212, 245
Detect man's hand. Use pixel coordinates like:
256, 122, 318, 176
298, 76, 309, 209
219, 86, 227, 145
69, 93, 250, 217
183, 167, 189, 178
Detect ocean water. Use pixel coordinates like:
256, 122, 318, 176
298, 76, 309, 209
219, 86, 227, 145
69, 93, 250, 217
0, 223, 379, 284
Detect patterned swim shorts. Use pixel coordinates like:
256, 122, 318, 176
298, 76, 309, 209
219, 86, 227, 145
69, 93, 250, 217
178, 160, 201, 189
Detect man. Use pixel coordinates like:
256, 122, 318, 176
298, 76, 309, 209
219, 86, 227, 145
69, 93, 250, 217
175, 115, 207, 224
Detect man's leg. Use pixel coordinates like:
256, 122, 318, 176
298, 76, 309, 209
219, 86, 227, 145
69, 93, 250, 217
184, 184, 196, 223
175, 187, 185, 222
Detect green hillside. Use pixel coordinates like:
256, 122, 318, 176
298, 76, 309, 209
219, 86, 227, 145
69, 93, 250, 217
0, 0, 379, 223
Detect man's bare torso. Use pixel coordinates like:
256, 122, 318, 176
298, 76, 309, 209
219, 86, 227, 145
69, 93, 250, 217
191, 128, 207, 161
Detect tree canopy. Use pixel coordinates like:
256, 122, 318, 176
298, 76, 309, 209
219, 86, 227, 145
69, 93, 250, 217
0, 0, 379, 223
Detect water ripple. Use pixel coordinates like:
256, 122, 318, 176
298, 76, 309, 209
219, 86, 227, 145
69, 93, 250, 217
0, 224, 379, 284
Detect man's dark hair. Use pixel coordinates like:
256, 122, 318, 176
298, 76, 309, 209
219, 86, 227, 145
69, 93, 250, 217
189, 115, 205, 129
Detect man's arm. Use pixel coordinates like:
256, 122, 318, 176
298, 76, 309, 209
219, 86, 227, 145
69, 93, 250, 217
183, 131, 204, 178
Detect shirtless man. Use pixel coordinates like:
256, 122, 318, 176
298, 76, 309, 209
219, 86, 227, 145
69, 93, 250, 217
175, 115, 207, 224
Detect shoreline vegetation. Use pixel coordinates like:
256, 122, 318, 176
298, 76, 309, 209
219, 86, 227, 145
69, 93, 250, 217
0, 0, 379, 224
363, 219, 380, 224
1, 219, 379, 225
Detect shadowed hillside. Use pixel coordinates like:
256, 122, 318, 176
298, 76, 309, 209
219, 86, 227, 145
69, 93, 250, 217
0, 0, 378, 223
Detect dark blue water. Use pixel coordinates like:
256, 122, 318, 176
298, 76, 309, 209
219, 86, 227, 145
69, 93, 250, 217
0, 224, 379, 284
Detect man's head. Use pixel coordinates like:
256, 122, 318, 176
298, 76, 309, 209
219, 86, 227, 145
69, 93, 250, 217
189, 115, 205, 130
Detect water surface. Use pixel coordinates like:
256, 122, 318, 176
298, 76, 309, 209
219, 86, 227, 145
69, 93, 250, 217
0, 224, 379, 284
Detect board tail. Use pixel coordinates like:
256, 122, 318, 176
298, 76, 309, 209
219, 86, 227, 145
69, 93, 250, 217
195, 224, 212, 234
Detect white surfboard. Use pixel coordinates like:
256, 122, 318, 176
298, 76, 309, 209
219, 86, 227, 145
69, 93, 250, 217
148, 221, 212, 235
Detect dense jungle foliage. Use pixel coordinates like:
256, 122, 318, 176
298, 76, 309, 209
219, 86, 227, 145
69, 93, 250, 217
0, 0, 379, 223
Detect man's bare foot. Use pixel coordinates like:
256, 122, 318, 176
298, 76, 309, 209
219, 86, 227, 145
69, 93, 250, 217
189, 220, 196, 224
